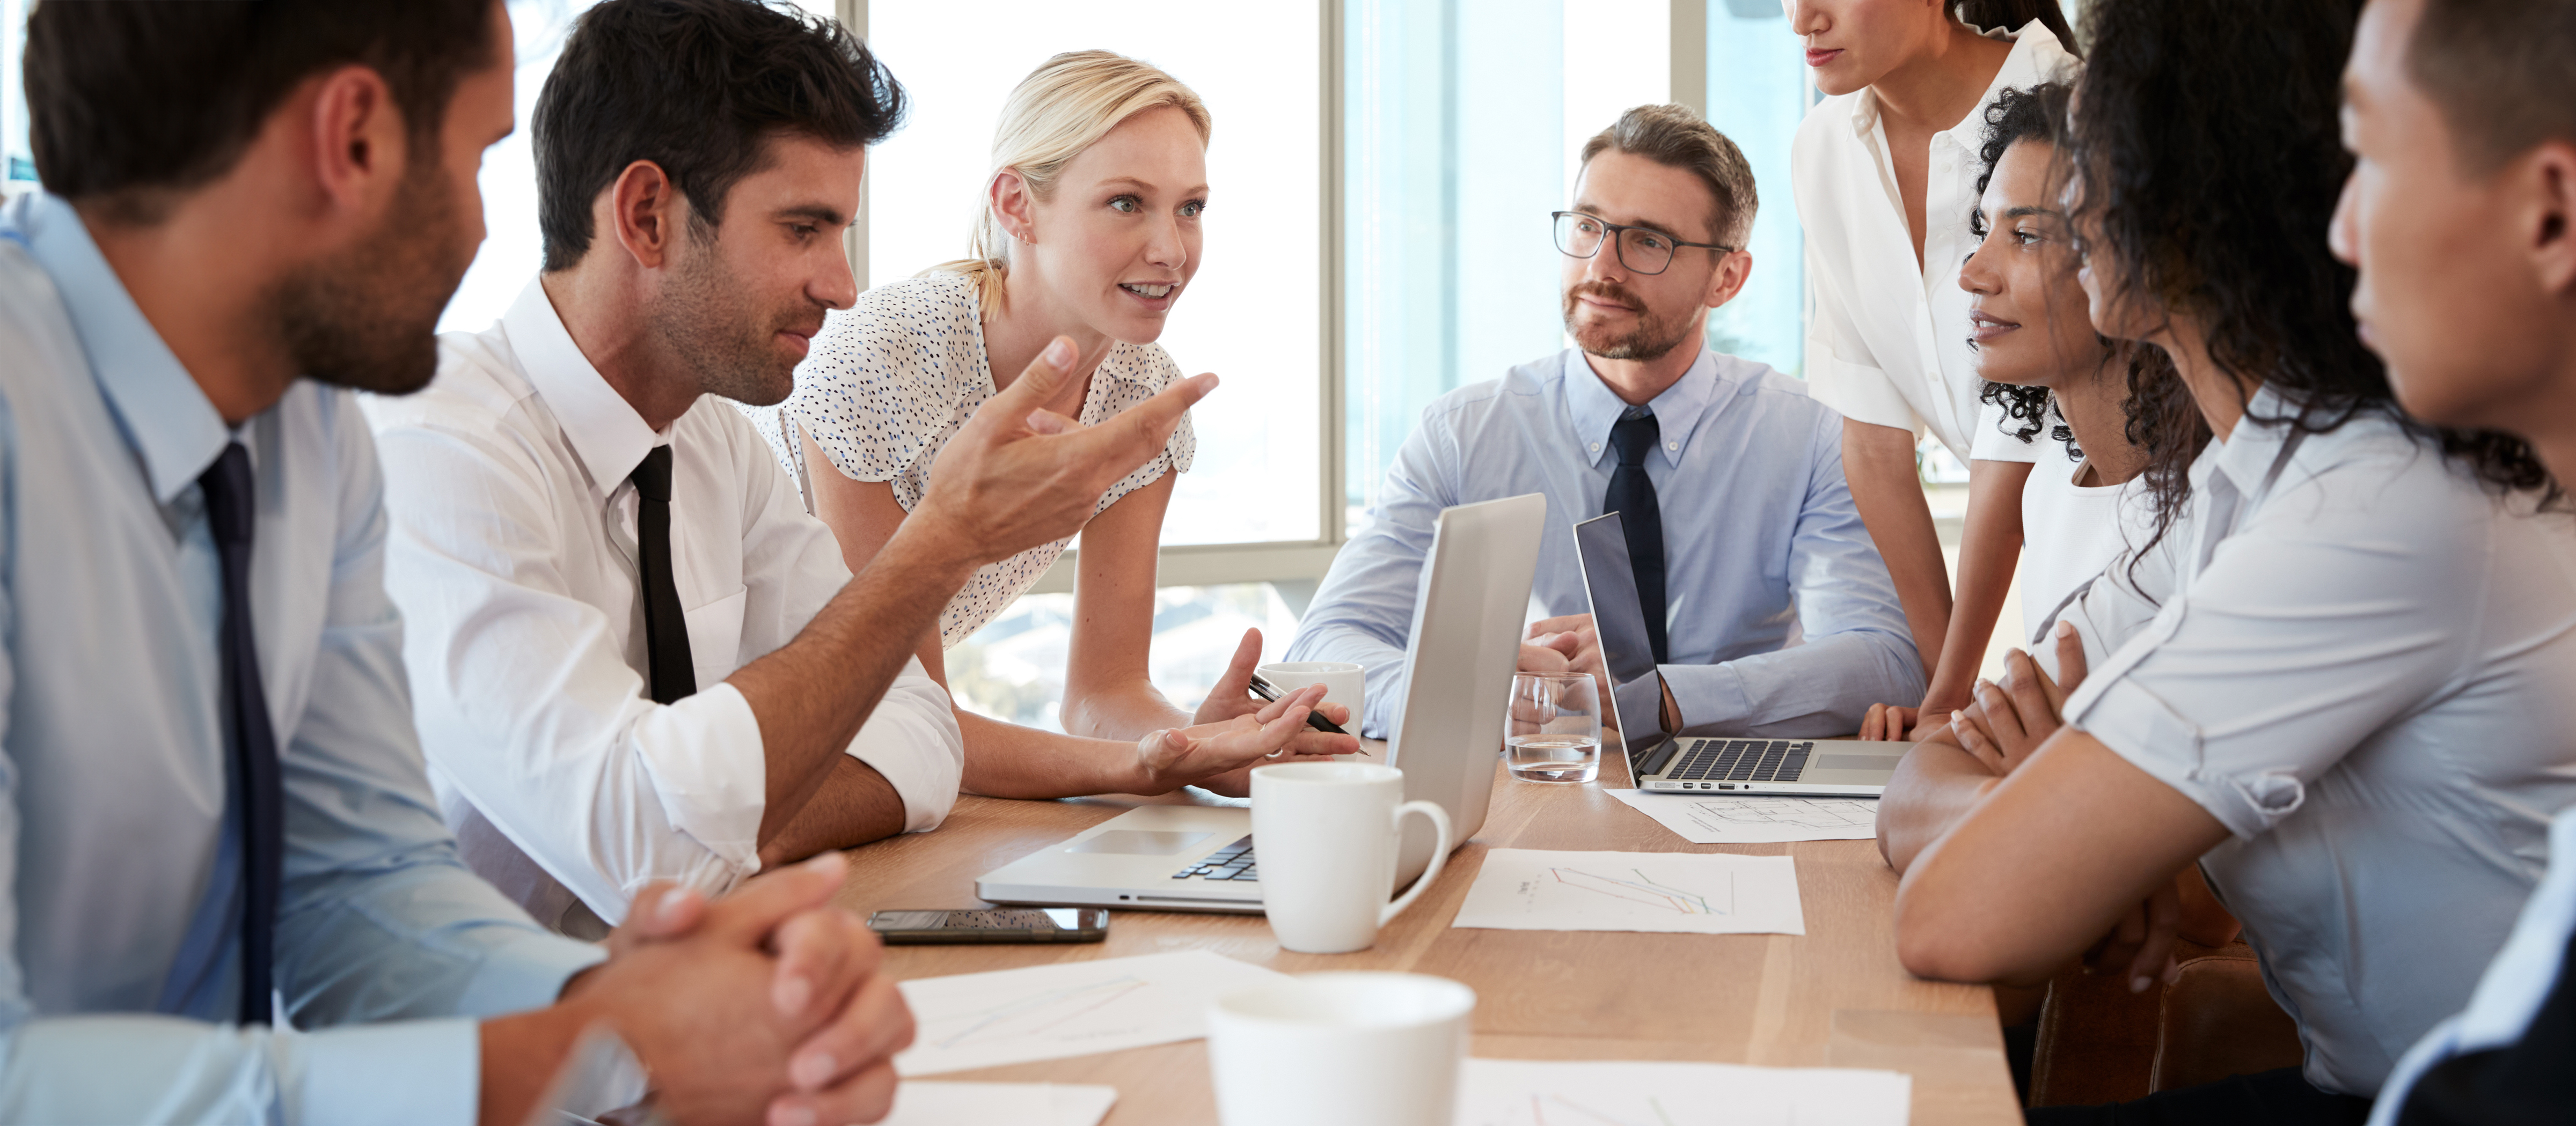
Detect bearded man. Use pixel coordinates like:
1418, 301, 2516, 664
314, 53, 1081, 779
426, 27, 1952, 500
1288, 104, 1919, 741
365, 0, 1213, 938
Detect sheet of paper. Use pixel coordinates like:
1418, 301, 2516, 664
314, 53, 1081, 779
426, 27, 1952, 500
894, 950, 1292, 1076
1606, 788, 1877, 844
1451, 849, 1805, 935
881, 1081, 1117, 1126
1455, 1058, 1909, 1126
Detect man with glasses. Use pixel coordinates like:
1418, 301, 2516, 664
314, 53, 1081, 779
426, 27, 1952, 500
1289, 105, 1919, 741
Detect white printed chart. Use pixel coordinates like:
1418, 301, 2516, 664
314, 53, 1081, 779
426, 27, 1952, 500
1606, 788, 1877, 844
1450, 849, 1806, 936
893, 950, 1291, 1076
880, 1081, 1118, 1126
1455, 1058, 1909, 1126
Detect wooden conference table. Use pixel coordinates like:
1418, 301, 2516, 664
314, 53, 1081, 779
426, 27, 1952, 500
830, 745, 2021, 1125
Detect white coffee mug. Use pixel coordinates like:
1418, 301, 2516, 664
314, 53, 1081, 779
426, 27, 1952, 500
1249, 762, 1450, 954
1255, 660, 1364, 727
1208, 972, 1474, 1126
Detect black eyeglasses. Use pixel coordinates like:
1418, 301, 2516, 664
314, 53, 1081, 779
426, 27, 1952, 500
1553, 211, 1735, 275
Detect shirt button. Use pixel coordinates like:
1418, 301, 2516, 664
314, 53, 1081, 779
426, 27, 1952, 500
1590, 443, 1601, 452
1665, 442, 1677, 452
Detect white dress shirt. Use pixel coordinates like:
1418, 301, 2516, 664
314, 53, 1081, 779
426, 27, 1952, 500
1791, 20, 2075, 462
2016, 443, 2155, 641
0, 192, 601, 1124
2046, 386, 2576, 1095
365, 279, 963, 933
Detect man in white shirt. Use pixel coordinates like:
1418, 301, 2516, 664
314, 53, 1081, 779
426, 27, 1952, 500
2329, 0, 2576, 1121
368, 0, 1219, 936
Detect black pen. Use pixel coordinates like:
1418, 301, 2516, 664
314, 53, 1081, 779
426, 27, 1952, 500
1247, 672, 1362, 748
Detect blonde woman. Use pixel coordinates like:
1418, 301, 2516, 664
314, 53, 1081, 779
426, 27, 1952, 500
755, 50, 1355, 799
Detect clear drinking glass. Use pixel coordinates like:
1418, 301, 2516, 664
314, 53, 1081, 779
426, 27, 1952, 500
1504, 673, 1602, 784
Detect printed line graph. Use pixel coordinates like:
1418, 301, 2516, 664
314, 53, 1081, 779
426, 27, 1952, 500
1521, 1092, 1682, 1126
1547, 866, 1733, 916
921, 974, 1153, 1050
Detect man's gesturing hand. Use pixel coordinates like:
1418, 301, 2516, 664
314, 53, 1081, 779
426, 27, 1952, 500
908, 334, 1216, 569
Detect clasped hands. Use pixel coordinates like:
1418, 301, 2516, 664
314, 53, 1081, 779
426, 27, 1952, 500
556, 853, 911, 1126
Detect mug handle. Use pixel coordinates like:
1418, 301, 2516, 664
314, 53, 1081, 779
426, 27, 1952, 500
1378, 799, 1454, 926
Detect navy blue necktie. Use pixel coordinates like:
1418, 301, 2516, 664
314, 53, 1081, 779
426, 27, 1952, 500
1606, 411, 1670, 665
632, 446, 697, 704
200, 443, 281, 1026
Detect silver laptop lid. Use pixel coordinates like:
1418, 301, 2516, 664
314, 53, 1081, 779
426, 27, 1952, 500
1385, 492, 1546, 881
1572, 511, 1670, 763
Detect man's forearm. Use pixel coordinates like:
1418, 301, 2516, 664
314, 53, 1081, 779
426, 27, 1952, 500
1876, 740, 2001, 875
1843, 420, 1951, 679
731, 522, 980, 843
756, 757, 909, 869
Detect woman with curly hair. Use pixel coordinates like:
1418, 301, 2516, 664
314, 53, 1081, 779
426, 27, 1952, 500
1956, 82, 2179, 637
1877, 2, 2576, 1121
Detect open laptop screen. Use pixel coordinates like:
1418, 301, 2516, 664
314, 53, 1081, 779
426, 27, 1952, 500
1571, 512, 1671, 763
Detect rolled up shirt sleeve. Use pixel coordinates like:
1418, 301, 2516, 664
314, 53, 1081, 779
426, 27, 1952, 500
845, 656, 962, 833
2059, 458, 2482, 839
1800, 239, 1921, 439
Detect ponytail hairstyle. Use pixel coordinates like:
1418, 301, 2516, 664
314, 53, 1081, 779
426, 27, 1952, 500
932, 50, 1211, 319
1952, 1, 2079, 57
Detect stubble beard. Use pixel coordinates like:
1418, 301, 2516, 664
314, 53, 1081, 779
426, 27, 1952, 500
272, 154, 474, 396
1562, 281, 1695, 362
655, 222, 809, 409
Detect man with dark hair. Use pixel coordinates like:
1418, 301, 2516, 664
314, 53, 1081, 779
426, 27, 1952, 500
0, 1, 1201, 1122
1288, 105, 1919, 741
2332, 1, 2576, 1122
363, 0, 1254, 934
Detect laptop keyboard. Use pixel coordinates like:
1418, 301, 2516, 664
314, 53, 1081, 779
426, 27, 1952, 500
1169, 835, 1257, 881
1657, 739, 1816, 783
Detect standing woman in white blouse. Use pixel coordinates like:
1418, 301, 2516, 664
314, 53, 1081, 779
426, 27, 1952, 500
1787, 1, 2078, 738
751, 51, 1356, 799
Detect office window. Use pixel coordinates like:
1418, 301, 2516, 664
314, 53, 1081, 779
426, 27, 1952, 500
1341, 0, 1570, 532
863, 1, 1324, 550
947, 584, 1307, 732
2, 0, 32, 189
1700, 1, 1807, 378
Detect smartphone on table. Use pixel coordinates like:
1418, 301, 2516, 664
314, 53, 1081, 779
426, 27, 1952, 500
866, 907, 1109, 945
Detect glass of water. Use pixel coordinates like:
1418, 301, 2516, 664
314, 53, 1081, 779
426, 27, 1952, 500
1504, 672, 1602, 784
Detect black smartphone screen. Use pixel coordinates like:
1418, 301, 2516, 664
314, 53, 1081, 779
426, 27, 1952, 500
867, 908, 1109, 944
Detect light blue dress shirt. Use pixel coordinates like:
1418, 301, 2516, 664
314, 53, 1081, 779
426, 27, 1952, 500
1289, 345, 1921, 739
0, 192, 603, 1123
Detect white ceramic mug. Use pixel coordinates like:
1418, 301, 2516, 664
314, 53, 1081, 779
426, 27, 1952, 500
1249, 762, 1450, 953
1255, 660, 1364, 728
1208, 972, 1475, 1126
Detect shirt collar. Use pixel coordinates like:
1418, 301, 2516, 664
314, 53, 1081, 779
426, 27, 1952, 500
2196, 381, 2299, 499
502, 276, 665, 492
5, 192, 231, 503
1850, 20, 2073, 142
1562, 343, 1724, 469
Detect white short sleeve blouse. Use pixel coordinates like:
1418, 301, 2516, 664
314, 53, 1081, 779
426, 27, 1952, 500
1791, 20, 2076, 463
742, 272, 1197, 648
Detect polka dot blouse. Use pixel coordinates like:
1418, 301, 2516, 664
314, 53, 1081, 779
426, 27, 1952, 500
741, 271, 1196, 649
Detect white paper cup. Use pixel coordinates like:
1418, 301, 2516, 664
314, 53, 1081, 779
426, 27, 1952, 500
1256, 660, 1364, 728
1208, 972, 1474, 1126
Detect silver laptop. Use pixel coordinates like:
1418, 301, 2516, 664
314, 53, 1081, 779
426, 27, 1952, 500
976, 492, 1549, 913
1572, 510, 1905, 796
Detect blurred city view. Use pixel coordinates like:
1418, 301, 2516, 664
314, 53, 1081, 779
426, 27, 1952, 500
943, 583, 1308, 732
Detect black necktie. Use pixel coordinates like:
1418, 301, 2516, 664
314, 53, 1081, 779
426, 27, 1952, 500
632, 446, 696, 704
199, 442, 281, 1026
1605, 411, 1670, 665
